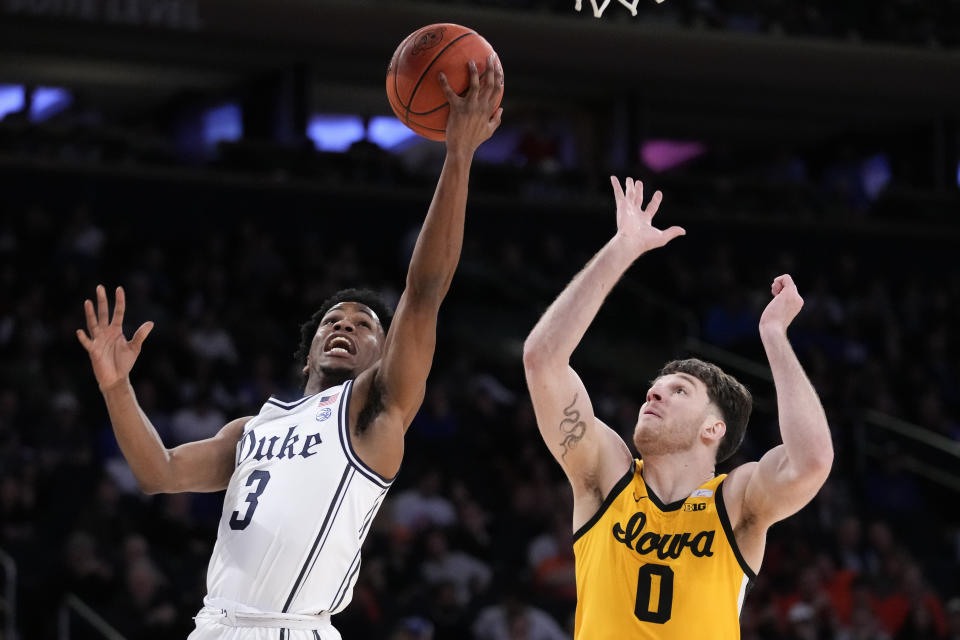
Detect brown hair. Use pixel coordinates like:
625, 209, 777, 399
658, 358, 753, 463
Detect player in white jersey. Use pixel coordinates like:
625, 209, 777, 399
76, 55, 504, 639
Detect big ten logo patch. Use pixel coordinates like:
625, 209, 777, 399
684, 503, 707, 512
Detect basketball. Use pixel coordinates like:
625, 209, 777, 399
386, 23, 503, 141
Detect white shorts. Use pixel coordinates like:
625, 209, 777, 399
188, 600, 342, 640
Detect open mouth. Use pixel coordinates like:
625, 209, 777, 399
323, 334, 356, 356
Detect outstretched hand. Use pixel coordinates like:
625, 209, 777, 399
438, 54, 504, 156
76, 285, 153, 392
610, 176, 685, 255
759, 274, 804, 334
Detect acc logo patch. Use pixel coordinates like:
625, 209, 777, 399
316, 407, 333, 422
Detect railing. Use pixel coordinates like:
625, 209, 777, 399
0, 547, 16, 640
861, 409, 960, 492
684, 337, 960, 493
58, 594, 127, 640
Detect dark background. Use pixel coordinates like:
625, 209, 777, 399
1, 1, 959, 638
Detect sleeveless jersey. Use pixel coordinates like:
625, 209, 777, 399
572, 459, 755, 639
202, 380, 393, 616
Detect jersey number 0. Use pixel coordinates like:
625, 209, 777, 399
634, 564, 674, 624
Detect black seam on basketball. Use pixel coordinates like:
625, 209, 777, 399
406, 71, 491, 115
402, 31, 476, 124
406, 121, 447, 133
390, 31, 418, 117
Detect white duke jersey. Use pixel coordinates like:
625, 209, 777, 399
202, 380, 393, 616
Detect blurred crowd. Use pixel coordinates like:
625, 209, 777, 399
1, 158, 959, 640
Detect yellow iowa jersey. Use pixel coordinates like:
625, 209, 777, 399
573, 459, 755, 639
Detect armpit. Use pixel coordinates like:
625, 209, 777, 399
356, 376, 385, 435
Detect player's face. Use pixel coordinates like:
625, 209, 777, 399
308, 302, 385, 378
633, 373, 717, 457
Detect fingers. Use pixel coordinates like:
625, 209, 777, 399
481, 54, 496, 92
494, 55, 504, 90
76, 328, 92, 351
664, 226, 686, 242
96, 284, 109, 326
468, 59, 480, 96
437, 71, 458, 102
610, 176, 625, 205
489, 107, 504, 132
771, 274, 796, 295
112, 286, 125, 327
646, 190, 663, 216
84, 298, 98, 335
130, 321, 154, 350
617, 178, 664, 217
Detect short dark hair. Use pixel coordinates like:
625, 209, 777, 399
294, 288, 394, 370
657, 358, 753, 463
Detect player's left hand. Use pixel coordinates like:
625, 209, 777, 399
759, 274, 804, 334
439, 54, 504, 156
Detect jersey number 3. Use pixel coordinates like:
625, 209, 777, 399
229, 470, 271, 531
634, 564, 674, 624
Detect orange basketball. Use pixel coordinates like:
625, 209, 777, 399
386, 23, 503, 141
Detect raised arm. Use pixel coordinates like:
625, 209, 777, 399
353, 56, 503, 438
732, 275, 833, 534
523, 178, 685, 499
77, 285, 247, 494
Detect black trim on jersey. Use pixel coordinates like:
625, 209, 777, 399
279, 629, 285, 640
267, 394, 317, 411
716, 479, 758, 580
358, 486, 389, 539
330, 551, 363, 612
283, 466, 353, 613
572, 461, 636, 543
338, 380, 397, 488
329, 549, 361, 612
295, 469, 357, 607
644, 483, 687, 512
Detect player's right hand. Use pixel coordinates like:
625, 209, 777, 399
438, 53, 504, 156
76, 285, 153, 392
610, 176, 685, 255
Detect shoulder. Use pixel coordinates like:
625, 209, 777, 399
718, 461, 758, 530
573, 419, 633, 495
572, 456, 636, 539
219, 416, 254, 440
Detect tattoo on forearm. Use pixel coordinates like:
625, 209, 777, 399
559, 394, 588, 460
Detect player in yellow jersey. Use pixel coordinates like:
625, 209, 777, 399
522, 177, 834, 639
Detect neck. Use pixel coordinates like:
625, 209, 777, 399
303, 367, 354, 396
639, 451, 715, 504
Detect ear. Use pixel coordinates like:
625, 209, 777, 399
303, 354, 311, 376
703, 419, 726, 444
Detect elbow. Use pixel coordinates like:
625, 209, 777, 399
522, 338, 543, 370
817, 445, 835, 476
133, 467, 174, 495
522, 336, 557, 371
804, 436, 835, 479
136, 479, 165, 495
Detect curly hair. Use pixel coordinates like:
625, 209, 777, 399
294, 288, 394, 372
657, 358, 753, 463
